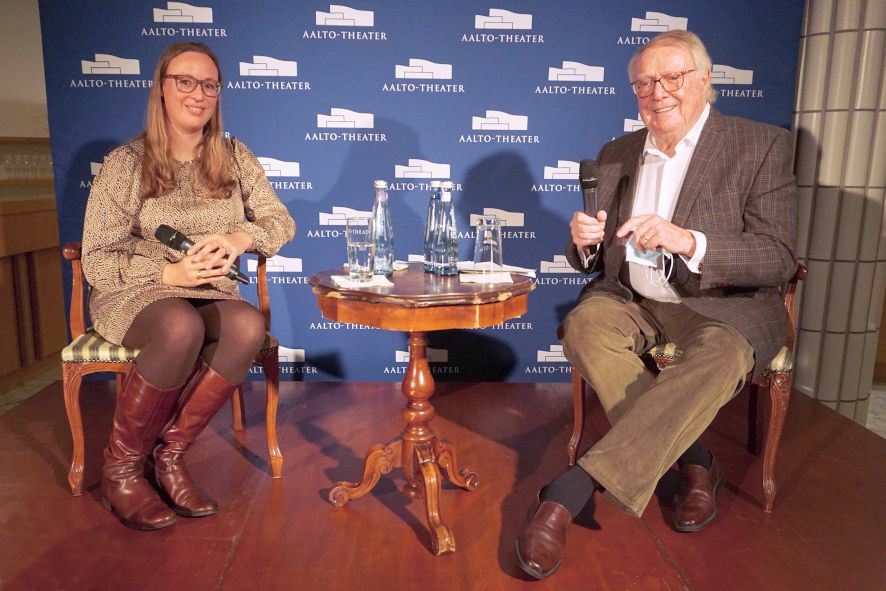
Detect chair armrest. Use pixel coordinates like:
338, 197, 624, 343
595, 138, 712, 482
62, 242, 82, 261
63, 242, 87, 339
255, 255, 271, 331
783, 263, 807, 352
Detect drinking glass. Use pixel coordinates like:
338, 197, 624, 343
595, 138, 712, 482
472, 215, 503, 274
346, 216, 375, 282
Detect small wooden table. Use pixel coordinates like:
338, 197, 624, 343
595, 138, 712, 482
309, 263, 534, 555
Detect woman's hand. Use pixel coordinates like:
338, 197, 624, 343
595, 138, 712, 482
161, 255, 227, 287
161, 231, 254, 287
187, 231, 253, 276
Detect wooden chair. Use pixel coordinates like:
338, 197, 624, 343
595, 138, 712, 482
567, 264, 807, 513
60, 242, 282, 496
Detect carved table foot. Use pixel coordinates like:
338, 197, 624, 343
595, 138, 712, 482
328, 440, 401, 507
414, 442, 456, 555
433, 437, 480, 491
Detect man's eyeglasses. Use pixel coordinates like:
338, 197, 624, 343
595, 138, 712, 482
164, 74, 222, 97
630, 70, 696, 98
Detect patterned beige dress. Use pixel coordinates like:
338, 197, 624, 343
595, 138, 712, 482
81, 137, 295, 346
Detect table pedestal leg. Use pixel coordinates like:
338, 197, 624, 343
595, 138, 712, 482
327, 331, 478, 555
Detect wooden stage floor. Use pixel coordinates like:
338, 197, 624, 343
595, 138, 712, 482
1, 379, 884, 590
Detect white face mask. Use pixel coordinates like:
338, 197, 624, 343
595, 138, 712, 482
625, 234, 673, 284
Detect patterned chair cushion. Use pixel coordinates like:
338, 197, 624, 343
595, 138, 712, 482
62, 329, 278, 362
646, 343, 792, 374
260, 333, 279, 351
61, 330, 137, 363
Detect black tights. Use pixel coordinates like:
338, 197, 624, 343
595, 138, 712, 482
122, 298, 266, 389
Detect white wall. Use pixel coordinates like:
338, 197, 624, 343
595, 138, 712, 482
0, 0, 49, 137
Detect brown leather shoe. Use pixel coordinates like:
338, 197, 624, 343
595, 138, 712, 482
672, 458, 725, 532
516, 501, 572, 579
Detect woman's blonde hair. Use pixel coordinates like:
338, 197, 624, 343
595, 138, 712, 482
139, 41, 235, 199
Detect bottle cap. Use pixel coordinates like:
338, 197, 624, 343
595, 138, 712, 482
373, 179, 388, 189
441, 181, 454, 190
430, 180, 442, 188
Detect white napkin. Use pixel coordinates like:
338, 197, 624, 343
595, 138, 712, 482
344, 260, 409, 272
460, 272, 513, 284
457, 261, 536, 278
331, 275, 394, 288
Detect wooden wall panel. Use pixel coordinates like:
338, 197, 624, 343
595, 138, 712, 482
0, 256, 23, 377
30, 247, 67, 359
0, 200, 58, 257
0, 193, 65, 390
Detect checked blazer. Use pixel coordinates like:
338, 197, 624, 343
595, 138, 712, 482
565, 108, 798, 374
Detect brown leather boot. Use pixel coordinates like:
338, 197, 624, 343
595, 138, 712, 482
101, 366, 182, 531
153, 360, 237, 517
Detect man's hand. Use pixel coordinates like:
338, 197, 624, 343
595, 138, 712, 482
616, 213, 695, 257
570, 210, 607, 249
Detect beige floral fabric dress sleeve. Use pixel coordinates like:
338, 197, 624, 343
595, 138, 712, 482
81, 137, 295, 345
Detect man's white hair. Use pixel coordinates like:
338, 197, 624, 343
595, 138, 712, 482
627, 30, 717, 104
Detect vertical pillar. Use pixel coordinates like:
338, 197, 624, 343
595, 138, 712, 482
793, 0, 886, 422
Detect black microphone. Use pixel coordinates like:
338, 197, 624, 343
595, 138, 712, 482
580, 159, 598, 216
154, 224, 250, 285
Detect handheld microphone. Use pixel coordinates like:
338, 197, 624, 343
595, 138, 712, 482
580, 159, 598, 217
154, 224, 250, 285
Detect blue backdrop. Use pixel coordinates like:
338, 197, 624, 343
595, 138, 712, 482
40, 1, 804, 382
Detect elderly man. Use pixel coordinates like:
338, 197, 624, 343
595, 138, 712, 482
516, 30, 798, 579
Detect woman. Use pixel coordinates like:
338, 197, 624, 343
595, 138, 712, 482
82, 41, 295, 531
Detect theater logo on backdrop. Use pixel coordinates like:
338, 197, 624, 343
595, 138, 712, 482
532, 160, 579, 193
230, 56, 311, 92
624, 113, 646, 132
618, 11, 687, 45
143, 2, 228, 38
712, 64, 763, 99
525, 345, 572, 375
385, 348, 459, 376
79, 161, 103, 189
388, 159, 463, 193
246, 255, 311, 285
307, 206, 371, 239
462, 8, 543, 44
383, 59, 464, 94
280, 346, 319, 377
307, 108, 387, 142
247, 345, 319, 377
535, 61, 616, 96
303, 5, 388, 40
536, 255, 591, 286
459, 111, 539, 144
468, 208, 535, 240
257, 156, 313, 192
73, 54, 150, 89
